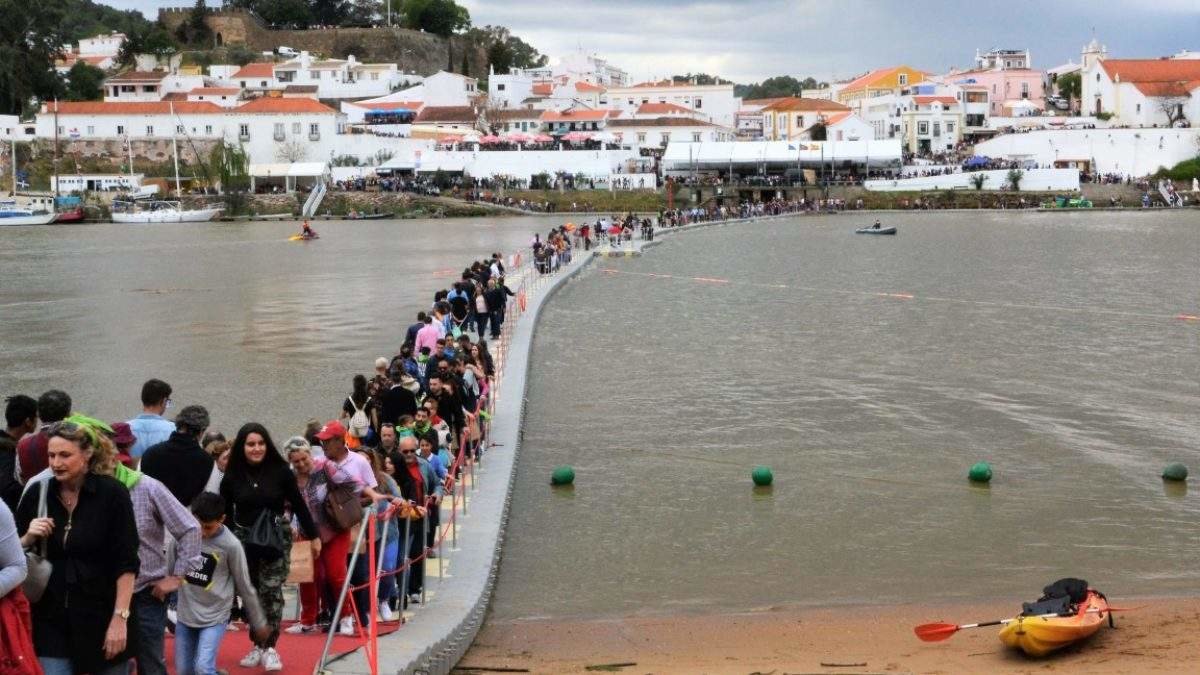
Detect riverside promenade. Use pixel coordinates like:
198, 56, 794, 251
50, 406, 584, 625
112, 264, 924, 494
326, 212, 798, 675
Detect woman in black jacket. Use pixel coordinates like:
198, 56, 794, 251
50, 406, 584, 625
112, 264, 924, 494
17, 415, 139, 675
221, 423, 317, 672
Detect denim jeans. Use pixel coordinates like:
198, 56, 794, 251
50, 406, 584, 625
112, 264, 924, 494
133, 587, 168, 675
39, 657, 129, 675
174, 623, 227, 675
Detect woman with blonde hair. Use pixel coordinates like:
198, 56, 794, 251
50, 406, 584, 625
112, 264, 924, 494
17, 414, 140, 675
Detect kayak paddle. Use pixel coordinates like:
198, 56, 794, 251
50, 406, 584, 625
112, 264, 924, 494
915, 605, 1144, 642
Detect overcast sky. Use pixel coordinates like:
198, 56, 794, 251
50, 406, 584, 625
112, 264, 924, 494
112, 1, 1200, 82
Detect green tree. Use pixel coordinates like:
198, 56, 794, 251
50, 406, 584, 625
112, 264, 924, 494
461, 49, 469, 76
404, 0, 471, 37
486, 40, 514, 75
209, 140, 249, 193
252, 0, 312, 28
1006, 168, 1024, 191
117, 24, 178, 67
1056, 72, 1081, 100
969, 173, 989, 190
175, 0, 214, 46
226, 44, 260, 66
0, 2, 67, 115
310, 0, 350, 26
671, 73, 730, 86
467, 26, 546, 71
63, 62, 105, 101
808, 122, 827, 141
734, 75, 825, 99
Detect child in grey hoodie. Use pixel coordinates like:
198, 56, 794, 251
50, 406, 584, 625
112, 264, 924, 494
169, 492, 270, 674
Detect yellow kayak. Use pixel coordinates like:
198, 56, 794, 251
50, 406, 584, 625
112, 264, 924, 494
998, 589, 1109, 656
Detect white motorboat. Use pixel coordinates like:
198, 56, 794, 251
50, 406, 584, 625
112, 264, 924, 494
111, 200, 223, 223
0, 200, 56, 226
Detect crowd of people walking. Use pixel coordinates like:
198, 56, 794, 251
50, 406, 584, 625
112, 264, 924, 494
0, 251, 510, 673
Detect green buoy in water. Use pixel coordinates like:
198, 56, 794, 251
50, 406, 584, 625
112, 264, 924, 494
751, 466, 773, 487
1162, 463, 1188, 482
551, 466, 575, 486
968, 462, 993, 483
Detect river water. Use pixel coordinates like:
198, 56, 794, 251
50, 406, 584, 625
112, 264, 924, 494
0, 216, 551, 436
491, 210, 1200, 621
3, 211, 1198, 623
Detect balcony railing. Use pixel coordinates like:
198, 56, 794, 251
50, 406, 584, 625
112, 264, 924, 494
309, 132, 321, 141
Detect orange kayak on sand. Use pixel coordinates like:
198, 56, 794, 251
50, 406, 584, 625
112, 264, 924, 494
998, 589, 1110, 656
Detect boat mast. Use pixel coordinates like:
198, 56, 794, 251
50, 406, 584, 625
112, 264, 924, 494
53, 99, 60, 197
10, 137, 16, 196
170, 102, 182, 198
126, 134, 135, 188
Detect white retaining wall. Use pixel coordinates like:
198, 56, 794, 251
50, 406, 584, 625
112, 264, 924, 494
865, 168, 1081, 192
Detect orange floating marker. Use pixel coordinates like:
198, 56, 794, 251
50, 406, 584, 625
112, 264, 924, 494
1177, 314, 1200, 321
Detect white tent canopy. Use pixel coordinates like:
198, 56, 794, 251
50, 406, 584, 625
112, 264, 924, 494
661, 140, 902, 172
662, 138, 902, 170
248, 162, 329, 193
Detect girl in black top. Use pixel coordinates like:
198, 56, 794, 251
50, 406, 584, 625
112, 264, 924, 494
220, 423, 317, 670
17, 416, 140, 675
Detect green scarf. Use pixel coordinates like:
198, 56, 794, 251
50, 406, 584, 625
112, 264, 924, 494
63, 413, 113, 448
113, 462, 143, 490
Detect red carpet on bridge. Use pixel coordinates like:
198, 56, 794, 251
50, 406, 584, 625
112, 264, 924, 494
164, 620, 401, 674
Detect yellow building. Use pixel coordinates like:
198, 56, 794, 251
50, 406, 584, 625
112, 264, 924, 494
754, 97, 851, 141
836, 66, 927, 105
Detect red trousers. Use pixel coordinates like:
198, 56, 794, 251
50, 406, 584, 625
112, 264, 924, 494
298, 529, 351, 626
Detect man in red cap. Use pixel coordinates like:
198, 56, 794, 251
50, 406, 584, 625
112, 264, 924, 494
313, 420, 407, 635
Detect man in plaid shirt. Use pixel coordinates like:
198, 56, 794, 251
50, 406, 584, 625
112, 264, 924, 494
115, 456, 203, 675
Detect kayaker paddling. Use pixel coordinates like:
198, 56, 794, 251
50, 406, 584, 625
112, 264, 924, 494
301, 220, 317, 239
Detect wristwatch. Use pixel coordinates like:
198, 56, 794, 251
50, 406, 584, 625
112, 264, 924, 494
113, 608, 130, 620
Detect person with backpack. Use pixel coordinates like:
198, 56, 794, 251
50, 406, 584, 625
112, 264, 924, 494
169, 493, 269, 674
341, 375, 375, 441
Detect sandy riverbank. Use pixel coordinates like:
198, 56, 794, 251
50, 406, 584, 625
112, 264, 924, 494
459, 598, 1200, 674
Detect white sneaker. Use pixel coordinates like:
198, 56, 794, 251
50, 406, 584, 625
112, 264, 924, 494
262, 648, 283, 672
239, 646, 263, 668
284, 623, 317, 634
338, 616, 355, 636
380, 604, 395, 622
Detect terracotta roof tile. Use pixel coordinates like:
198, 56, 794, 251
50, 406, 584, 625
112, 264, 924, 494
636, 102, 695, 115
233, 63, 275, 79
913, 96, 958, 106
761, 97, 850, 112
531, 83, 552, 96
1100, 59, 1200, 85
415, 106, 478, 123
540, 109, 618, 122
46, 101, 224, 115
235, 98, 335, 113
574, 81, 605, 92
190, 87, 240, 95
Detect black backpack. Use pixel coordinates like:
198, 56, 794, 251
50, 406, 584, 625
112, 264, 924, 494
1021, 577, 1090, 616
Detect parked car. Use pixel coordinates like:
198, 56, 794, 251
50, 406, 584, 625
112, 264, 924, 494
278, 46, 299, 57
1046, 96, 1070, 111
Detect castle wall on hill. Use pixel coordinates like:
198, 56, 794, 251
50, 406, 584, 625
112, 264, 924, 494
159, 8, 487, 78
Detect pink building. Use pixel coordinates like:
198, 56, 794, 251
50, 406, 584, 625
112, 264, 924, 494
948, 49, 1045, 116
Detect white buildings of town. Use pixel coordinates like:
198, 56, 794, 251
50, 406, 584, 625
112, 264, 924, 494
272, 52, 412, 99
1080, 39, 1200, 126
602, 79, 741, 128
55, 32, 125, 74
35, 98, 343, 164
